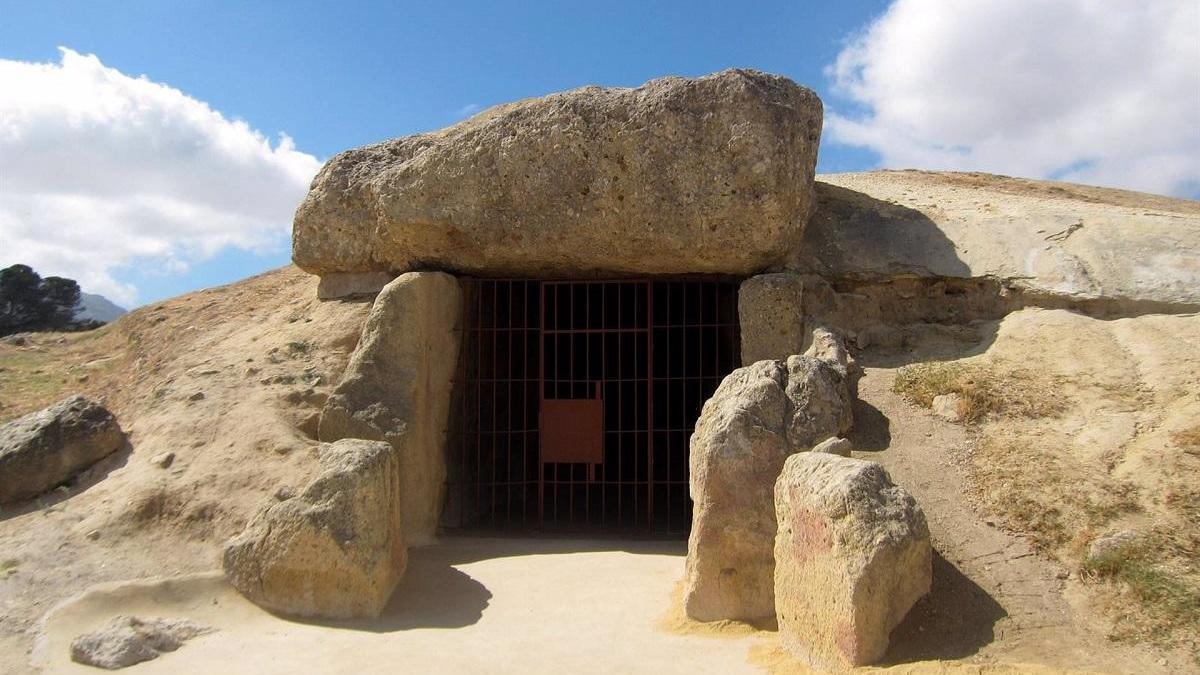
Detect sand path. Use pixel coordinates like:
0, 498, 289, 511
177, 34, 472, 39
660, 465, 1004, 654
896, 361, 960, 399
36, 539, 761, 674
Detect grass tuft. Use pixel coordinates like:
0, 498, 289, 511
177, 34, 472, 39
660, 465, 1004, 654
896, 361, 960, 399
1081, 533, 1200, 658
286, 340, 312, 355
893, 361, 1067, 424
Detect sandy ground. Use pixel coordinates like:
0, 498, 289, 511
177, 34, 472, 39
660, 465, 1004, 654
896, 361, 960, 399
25, 361, 1178, 675
0, 267, 372, 672
37, 539, 764, 674
32, 537, 1104, 675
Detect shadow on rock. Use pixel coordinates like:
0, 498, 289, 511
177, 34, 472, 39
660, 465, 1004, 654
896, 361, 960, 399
879, 550, 1007, 664
0, 440, 132, 523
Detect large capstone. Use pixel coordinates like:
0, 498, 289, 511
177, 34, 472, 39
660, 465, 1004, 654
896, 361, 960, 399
222, 439, 406, 619
293, 69, 822, 279
774, 453, 931, 669
0, 395, 125, 504
684, 353, 853, 622
318, 271, 462, 545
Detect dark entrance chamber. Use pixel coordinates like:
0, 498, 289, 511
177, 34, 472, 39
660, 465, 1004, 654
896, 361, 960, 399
444, 278, 740, 536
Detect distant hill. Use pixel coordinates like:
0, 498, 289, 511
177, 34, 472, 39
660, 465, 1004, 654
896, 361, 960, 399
75, 292, 127, 324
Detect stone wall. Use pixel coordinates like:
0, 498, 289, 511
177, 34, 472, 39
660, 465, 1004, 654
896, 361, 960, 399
738, 272, 805, 364
318, 272, 463, 545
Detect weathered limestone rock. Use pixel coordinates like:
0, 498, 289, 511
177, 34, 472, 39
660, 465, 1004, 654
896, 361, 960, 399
294, 69, 822, 279
739, 273, 805, 365
223, 439, 405, 619
0, 395, 125, 504
318, 272, 462, 545
684, 353, 853, 622
932, 393, 964, 422
801, 171, 1200, 310
774, 453, 931, 670
1087, 529, 1140, 562
70, 615, 211, 670
811, 437, 852, 457
316, 271, 395, 300
803, 325, 852, 369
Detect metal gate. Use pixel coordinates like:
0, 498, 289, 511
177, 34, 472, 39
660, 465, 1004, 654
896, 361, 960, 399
445, 278, 739, 535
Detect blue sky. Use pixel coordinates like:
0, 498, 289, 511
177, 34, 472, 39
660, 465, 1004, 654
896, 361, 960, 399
1, 1, 1196, 306
0, 1, 886, 163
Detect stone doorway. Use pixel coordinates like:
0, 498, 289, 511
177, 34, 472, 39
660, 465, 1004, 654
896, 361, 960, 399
444, 278, 740, 535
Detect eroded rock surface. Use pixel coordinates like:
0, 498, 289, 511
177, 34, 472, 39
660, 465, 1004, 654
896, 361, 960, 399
0, 395, 124, 504
293, 69, 821, 278
684, 353, 853, 622
316, 271, 395, 300
811, 437, 852, 456
319, 271, 461, 544
223, 439, 406, 619
738, 272, 806, 364
69, 615, 211, 670
774, 452, 931, 670
800, 171, 1200, 311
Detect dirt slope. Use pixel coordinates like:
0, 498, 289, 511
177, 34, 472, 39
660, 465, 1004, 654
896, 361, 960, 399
0, 267, 372, 672
887, 309, 1200, 665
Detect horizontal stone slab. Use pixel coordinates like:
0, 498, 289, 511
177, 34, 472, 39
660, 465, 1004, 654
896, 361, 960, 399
293, 69, 822, 278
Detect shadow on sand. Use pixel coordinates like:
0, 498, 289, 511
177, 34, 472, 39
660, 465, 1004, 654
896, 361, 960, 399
880, 550, 1008, 664
848, 397, 891, 452
295, 537, 685, 633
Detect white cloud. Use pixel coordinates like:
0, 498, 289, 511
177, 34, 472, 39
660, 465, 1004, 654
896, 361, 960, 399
0, 48, 322, 305
826, 0, 1200, 198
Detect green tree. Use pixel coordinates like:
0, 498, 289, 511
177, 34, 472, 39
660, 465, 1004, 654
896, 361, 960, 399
0, 264, 94, 336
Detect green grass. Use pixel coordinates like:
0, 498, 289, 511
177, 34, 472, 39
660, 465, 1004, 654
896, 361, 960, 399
286, 340, 312, 355
1082, 536, 1200, 658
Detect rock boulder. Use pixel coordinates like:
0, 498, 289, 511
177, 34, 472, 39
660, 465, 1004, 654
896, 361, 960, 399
0, 395, 125, 504
684, 353, 853, 622
774, 453, 931, 669
811, 437, 853, 456
223, 439, 406, 619
70, 615, 211, 670
738, 272, 806, 365
293, 69, 821, 279
318, 271, 462, 545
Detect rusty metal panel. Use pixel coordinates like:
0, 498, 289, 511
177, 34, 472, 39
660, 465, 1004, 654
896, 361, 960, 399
540, 397, 604, 464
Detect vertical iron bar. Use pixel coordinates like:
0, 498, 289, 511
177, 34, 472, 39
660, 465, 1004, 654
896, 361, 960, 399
665, 282, 671, 531
475, 282, 483, 527
601, 285, 607, 526
507, 281, 514, 526
585, 282, 591, 526
645, 280, 654, 532
458, 282, 468, 528
538, 281, 546, 528
491, 281, 498, 525
520, 281, 528, 527
569, 283, 574, 526
617, 281, 623, 526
